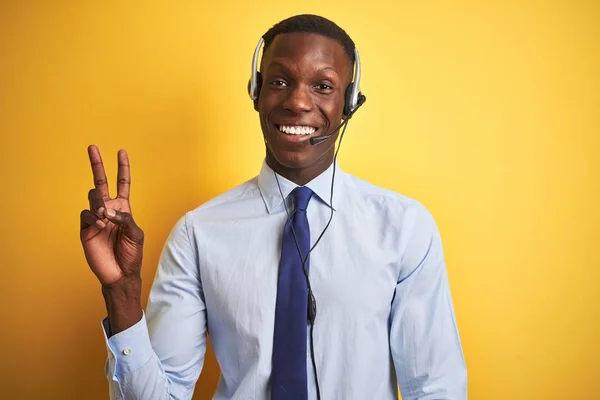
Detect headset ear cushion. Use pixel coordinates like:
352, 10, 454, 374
343, 84, 354, 117
253, 72, 263, 111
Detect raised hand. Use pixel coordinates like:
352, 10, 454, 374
80, 145, 144, 286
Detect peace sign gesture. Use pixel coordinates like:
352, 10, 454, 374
80, 145, 144, 287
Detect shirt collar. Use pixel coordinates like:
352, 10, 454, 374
257, 159, 346, 214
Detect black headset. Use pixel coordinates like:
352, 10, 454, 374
247, 37, 366, 117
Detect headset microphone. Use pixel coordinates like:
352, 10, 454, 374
309, 95, 366, 146
309, 127, 341, 146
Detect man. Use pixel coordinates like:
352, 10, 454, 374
80, 14, 467, 400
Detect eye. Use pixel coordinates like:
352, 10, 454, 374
315, 83, 334, 92
269, 80, 288, 87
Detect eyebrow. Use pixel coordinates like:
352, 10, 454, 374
266, 61, 339, 75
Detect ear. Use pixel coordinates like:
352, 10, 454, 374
253, 72, 263, 112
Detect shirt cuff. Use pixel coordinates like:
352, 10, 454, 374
101, 313, 155, 376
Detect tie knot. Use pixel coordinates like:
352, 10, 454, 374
292, 186, 313, 211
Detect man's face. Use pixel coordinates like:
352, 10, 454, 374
257, 32, 352, 175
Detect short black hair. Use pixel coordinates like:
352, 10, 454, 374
262, 14, 356, 65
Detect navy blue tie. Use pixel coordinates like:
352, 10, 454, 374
271, 186, 313, 400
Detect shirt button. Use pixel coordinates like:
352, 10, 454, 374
122, 348, 131, 356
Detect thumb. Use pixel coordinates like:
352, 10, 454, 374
103, 208, 144, 245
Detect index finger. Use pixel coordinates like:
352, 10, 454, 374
116, 149, 131, 200
87, 145, 110, 200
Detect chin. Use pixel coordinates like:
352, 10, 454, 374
268, 148, 311, 169
268, 145, 333, 174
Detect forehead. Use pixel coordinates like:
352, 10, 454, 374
262, 32, 351, 76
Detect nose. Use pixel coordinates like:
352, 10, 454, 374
282, 84, 313, 113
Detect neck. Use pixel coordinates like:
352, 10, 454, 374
266, 150, 334, 186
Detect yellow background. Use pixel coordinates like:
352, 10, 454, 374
1, 1, 598, 399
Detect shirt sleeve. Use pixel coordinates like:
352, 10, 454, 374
390, 203, 467, 400
102, 214, 208, 400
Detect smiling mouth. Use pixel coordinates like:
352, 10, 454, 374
276, 124, 318, 135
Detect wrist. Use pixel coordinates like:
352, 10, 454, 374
102, 276, 143, 335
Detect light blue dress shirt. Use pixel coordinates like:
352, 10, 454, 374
102, 160, 467, 400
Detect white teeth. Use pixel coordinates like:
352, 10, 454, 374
278, 125, 316, 135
